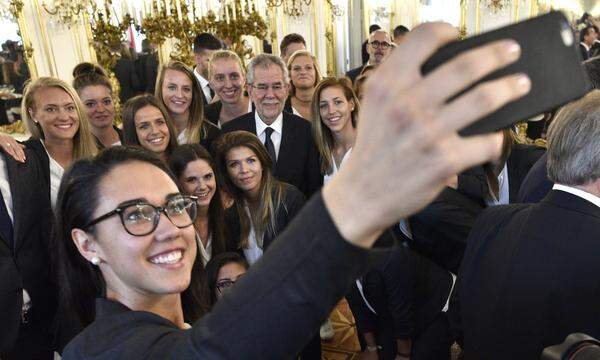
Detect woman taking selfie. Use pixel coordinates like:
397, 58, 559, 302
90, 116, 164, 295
285, 50, 322, 121
169, 143, 232, 265
312, 77, 359, 184
155, 61, 220, 147
121, 94, 178, 163
204, 50, 253, 127
72, 62, 123, 148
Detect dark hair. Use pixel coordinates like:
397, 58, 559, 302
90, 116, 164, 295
580, 26, 596, 43
584, 57, 600, 90
121, 94, 179, 160
213, 131, 285, 248
202, 252, 248, 309
169, 144, 228, 258
279, 33, 306, 56
194, 33, 223, 53
72, 62, 113, 94
369, 24, 381, 34
393, 25, 409, 38
54, 146, 206, 326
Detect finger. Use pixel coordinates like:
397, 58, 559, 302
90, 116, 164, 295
432, 73, 531, 136
416, 39, 522, 105
366, 22, 459, 97
441, 132, 503, 179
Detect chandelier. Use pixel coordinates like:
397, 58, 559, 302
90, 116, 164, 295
0, 0, 24, 21
266, 0, 311, 18
40, 0, 87, 27
485, 0, 509, 13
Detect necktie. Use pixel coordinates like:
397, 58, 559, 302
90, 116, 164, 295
264, 127, 276, 163
207, 85, 215, 101
0, 190, 14, 246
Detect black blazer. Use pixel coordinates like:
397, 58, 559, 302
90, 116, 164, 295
345, 65, 365, 84
22, 139, 51, 201
93, 126, 124, 150
517, 152, 552, 203
225, 183, 306, 256
409, 188, 484, 274
221, 111, 322, 197
112, 58, 141, 104
197, 121, 221, 152
0, 150, 55, 355
62, 194, 369, 359
506, 143, 545, 203
347, 241, 452, 359
204, 101, 255, 127
460, 190, 600, 359
580, 43, 590, 61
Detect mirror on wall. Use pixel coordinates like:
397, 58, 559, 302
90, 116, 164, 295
0, 16, 29, 126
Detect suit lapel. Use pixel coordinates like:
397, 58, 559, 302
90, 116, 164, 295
276, 113, 294, 174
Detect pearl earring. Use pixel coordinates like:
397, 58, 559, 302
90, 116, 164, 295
91, 257, 100, 265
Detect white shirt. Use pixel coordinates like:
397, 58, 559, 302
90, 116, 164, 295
194, 68, 212, 103
553, 184, 600, 209
323, 148, 352, 185
196, 232, 212, 266
242, 206, 263, 265
486, 163, 510, 206
177, 129, 188, 144
216, 101, 253, 129
255, 112, 283, 160
581, 42, 591, 52
41, 142, 65, 209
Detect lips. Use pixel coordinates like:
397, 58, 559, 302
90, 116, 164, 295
148, 249, 185, 268
147, 136, 165, 145
55, 123, 74, 130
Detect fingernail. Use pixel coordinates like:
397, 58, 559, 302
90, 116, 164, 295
516, 74, 531, 91
505, 41, 521, 55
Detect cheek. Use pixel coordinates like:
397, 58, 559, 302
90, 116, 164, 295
182, 182, 196, 194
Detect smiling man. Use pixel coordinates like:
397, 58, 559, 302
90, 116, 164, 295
221, 54, 321, 198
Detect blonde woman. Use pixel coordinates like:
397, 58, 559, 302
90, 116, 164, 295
0, 77, 98, 207
205, 50, 253, 127
285, 50, 322, 121
155, 61, 220, 148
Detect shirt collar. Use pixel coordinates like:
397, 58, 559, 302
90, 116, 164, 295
581, 42, 591, 51
194, 67, 209, 88
255, 111, 283, 136
552, 184, 600, 209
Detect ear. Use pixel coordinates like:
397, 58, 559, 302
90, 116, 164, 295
27, 108, 36, 123
71, 228, 105, 265
349, 99, 356, 112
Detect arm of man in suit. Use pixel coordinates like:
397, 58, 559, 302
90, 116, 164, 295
381, 248, 414, 347
304, 130, 323, 198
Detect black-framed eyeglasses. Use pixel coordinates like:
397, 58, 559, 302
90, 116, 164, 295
369, 40, 391, 49
84, 194, 198, 236
215, 276, 243, 294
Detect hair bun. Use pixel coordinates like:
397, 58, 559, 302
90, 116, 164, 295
72, 62, 108, 78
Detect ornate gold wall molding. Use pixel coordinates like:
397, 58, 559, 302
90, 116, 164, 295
33, 0, 59, 76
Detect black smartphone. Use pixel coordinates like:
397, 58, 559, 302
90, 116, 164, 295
421, 11, 591, 136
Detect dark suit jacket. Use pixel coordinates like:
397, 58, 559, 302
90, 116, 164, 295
517, 152, 552, 203
63, 193, 370, 359
347, 242, 452, 359
346, 65, 365, 84
580, 43, 591, 61
22, 139, 51, 201
460, 190, 600, 359
204, 101, 254, 127
506, 143, 545, 202
0, 150, 55, 355
225, 183, 306, 255
409, 188, 484, 274
112, 58, 141, 104
221, 111, 322, 197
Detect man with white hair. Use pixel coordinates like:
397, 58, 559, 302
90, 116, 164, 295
221, 54, 321, 198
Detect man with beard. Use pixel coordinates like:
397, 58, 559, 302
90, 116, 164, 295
347, 30, 392, 84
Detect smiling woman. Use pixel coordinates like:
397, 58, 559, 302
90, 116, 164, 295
121, 94, 179, 163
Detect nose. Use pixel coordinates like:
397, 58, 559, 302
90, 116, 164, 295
176, 87, 184, 98
239, 162, 249, 173
153, 211, 183, 242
